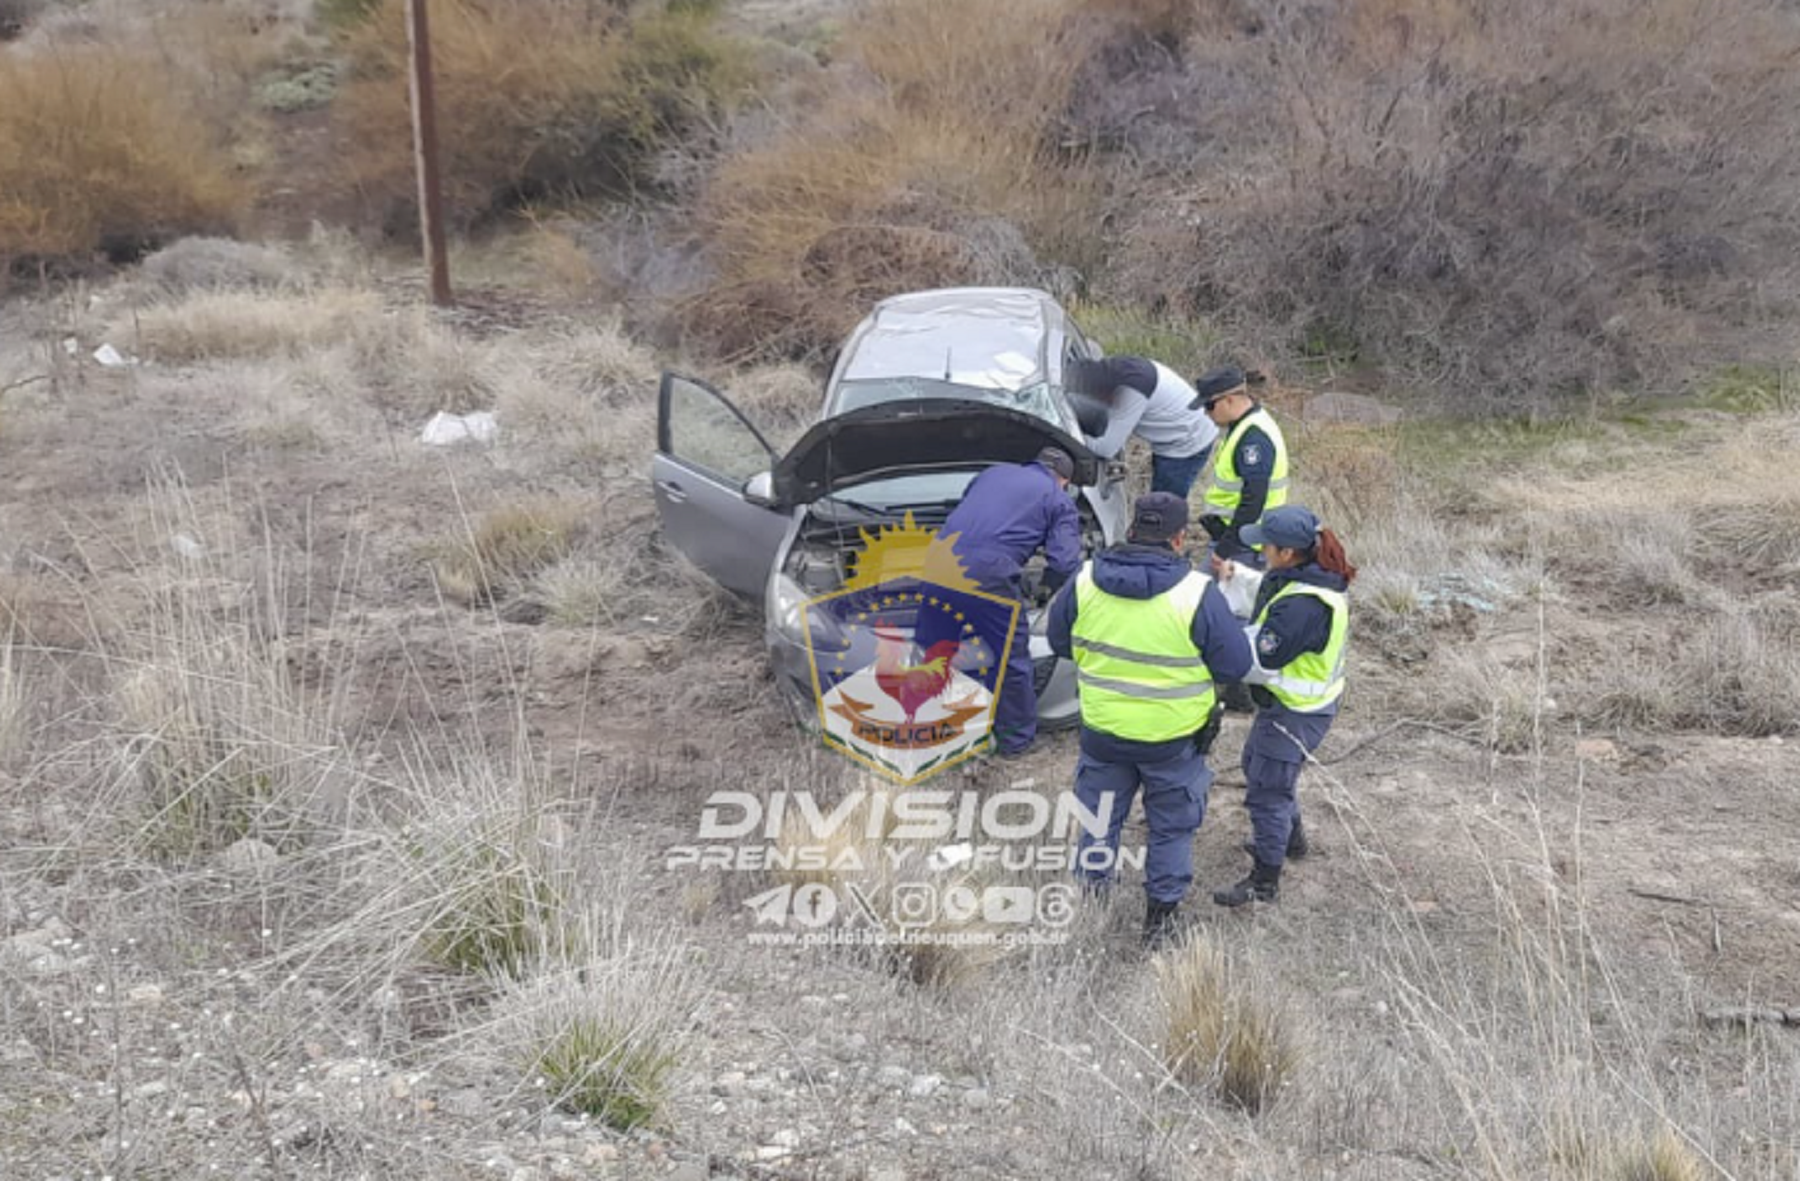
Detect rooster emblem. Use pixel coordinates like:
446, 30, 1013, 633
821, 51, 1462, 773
870, 626, 961, 722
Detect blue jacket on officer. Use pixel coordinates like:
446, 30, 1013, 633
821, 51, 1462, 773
940, 448, 1082, 756
1045, 491, 1251, 947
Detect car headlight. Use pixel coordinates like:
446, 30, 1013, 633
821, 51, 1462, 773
770, 574, 846, 650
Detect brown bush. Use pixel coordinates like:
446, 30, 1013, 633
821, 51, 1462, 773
333, 0, 749, 234
681, 0, 1104, 361
0, 46, 249, 265
1103, 0, 1800, 409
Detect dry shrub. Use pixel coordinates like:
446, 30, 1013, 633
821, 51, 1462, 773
1427, 648, 1547, 753
1287, 422, 1403, 533
123, 287, 387, 362
1556, 1123, 1708, 1181
1584, 609, 1800, 737
685, 0, 1102, 360
1109, 0, 1800, 408
0, 45, 249, 264
434, 499, 590, 606
1155, 933, 1301, 1115
138, 236, 298, 294
334, 0, 749, 233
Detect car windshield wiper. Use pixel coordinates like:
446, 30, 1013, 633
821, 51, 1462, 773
817, 495, 892, 519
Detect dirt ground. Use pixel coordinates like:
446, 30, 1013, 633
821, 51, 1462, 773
2, 263, 1798, 1180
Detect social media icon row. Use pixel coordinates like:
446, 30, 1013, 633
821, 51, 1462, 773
891, 883, 1074, 927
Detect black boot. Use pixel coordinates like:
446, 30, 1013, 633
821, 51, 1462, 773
1241, 818, 1308, 861
1213, 860, 1281, 908
1142, 898, 1180, 949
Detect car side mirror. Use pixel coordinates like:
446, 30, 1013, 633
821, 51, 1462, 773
743, 470, 777, 507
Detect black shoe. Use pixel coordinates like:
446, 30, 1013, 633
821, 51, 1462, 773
1213, 860, 1281, 908
1142, 898, 1180, 949
1240, 819, 1309, 861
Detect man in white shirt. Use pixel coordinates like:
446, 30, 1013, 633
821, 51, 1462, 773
1069, 356, 1220, 498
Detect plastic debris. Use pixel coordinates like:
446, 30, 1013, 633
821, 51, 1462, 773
419, 410, 498, 446
92, 344, 134, 367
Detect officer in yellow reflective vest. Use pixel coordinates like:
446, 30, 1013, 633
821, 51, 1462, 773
1191, 366, 1289, 567
1046, 492, 1253, 948
1213, 505, 1355, 908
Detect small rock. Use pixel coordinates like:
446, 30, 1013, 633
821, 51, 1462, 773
386, 1074, 411, 1101
768, 1129, 800, 1148
1574, 738, 1621, 762
221, 838, 279, 872
876, 1065, 910, 1088
132, 1081, 171, 1101
907, 1074, 943, 1099
666, 1165, 708, 1181
127, 984, 165, 1007
894, 1117, 917, 1136
711, 1071, 746, 1096
962, 1088, 993, 1111
510, 1168, 543, 1181
754, 1146, 791, 1162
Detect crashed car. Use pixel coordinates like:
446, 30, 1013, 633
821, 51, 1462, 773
650, 287, 1129, 730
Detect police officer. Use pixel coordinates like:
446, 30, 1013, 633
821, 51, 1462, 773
1067, 356, 1220, 497
1191, 366, 1289, 565
1213, 505, 1355, 908
1045, 492, 1252, 947
940, 446, 1082, 758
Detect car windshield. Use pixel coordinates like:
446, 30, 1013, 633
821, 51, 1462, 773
831, 376, 1062, 424
822, 471, 979, 514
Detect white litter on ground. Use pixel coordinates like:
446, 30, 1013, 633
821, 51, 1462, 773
419, 410, 498, 446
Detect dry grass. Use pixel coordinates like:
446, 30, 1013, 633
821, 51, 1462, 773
0, 45, 249, 264
685, 0, 1102, 359
121, 287, 389, 363
1154, 933, 1302, 1115
434, 499, 590, 607
1557, 1124, 1710, 1181
334, 0, 751, 232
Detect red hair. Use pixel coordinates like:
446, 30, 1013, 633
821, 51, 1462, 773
1312, 528, 1358, 585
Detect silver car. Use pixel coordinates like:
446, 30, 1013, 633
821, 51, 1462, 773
650, 287, 1130, 730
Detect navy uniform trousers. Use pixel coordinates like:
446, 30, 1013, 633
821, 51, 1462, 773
1243, 705, 1333, 867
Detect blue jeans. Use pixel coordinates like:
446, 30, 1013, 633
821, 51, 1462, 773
1150, 446, 1213, 498
1073, 744, 1212, 903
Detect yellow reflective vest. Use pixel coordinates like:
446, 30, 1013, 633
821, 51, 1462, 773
1070, 564, 1218, 743
1202, 406, 1290, 535
1255, 583, 1348, 713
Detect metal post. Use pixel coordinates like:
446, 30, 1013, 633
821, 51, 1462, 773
406, 0, 452, 307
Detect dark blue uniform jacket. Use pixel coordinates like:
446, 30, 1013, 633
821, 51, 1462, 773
1046, 543, 1252, 764
1249, 559, 1349, 724
940, 461, 1081, 592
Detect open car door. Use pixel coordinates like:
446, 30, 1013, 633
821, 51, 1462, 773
652, 372, 791, 598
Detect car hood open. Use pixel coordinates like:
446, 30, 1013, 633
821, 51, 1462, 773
770, 398, 1101, 506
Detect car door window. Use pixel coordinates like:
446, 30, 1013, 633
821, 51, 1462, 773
661, 374, 774, 484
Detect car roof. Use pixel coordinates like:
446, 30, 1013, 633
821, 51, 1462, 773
836, 287, 1063, 391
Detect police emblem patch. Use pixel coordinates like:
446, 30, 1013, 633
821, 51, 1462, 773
1241, 443, 1263, 466
1257, 629, 1281, 655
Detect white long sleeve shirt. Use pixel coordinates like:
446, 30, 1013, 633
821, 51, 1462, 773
1081, 358, 1219, 461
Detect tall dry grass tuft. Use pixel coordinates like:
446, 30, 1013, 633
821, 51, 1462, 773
0, 46, 248, 263
122, 287, 388, 363
1155, 933, 1302, 1115
334, 0, 750, 232
433, 498, 590, 608
686, 0, 1102, 359
485, 918, 698, 1132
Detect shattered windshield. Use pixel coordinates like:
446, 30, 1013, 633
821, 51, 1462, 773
830, 377, 1062, 424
